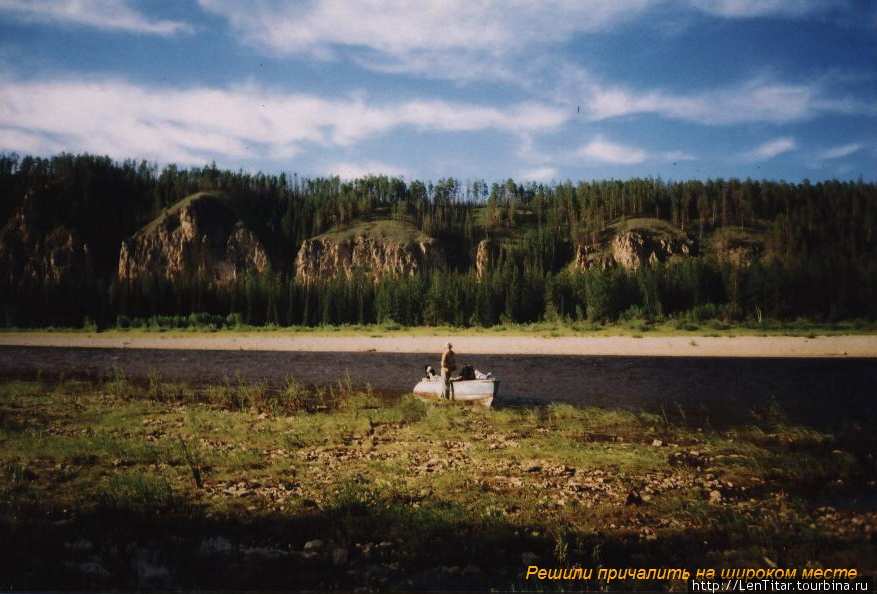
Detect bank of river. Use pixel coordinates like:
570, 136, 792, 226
1, 344, 874, 430
1, 332, 875, 357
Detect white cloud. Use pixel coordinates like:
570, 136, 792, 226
0, 0, 194, 35
199, 0, 847, 62
0, 76, 569, 166
194, 1, 872, 133
584, 78, 823, 125
743, 137, 797, 161
518, 166, 558, 183
577, 137, 650, 165
544, 59, 870, 128
196, 0, 853, 85
815, 143, 863, 160
197, 0, 661, 83
0, 126, 64, 156
574, 136, 694, 166
325, 160, 411, 181
198, 0, 656, 58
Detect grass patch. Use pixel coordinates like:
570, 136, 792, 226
318, 217, 431, 244
0, 377, 874, 590
6, 317, 876, 338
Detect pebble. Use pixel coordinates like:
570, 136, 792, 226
304, 539, 324, 552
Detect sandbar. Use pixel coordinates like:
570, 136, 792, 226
1, 332, 874, 358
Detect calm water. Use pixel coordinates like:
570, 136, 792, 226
1, 346, 875, 429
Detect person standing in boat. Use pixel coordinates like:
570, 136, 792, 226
440, 342, 457, 400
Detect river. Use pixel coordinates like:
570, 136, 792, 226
1, 345, 875, 430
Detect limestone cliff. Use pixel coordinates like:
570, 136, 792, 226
574, 222, 696, 272
295, 234, 444, 283
118, 193, 269, 283
0, 196, 91, 286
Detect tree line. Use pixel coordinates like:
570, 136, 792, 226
1, 152, 875, 327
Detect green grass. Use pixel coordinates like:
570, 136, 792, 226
609, 216, 693, 239
317, 217, 431, 244
702, 222, 772, 258
5, 317, 876, 338
0, 376, 874, 590
137, 191, 226, 237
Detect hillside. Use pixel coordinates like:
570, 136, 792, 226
0, 153, 875, 327
118, 192, 270, 284
295, 218, 444, 283
573, 218, 697, 272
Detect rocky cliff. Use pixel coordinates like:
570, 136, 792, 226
0, 196, 91, 287
295, 234, 444, 283
574, 222, 696, 272
475, 239, 499, 281
118, 193, 269, 284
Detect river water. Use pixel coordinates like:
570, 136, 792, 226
1, 346, 875, 429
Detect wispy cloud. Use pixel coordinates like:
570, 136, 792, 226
583, 77, 835, 125
198, 0, 848, 61
518, 166, 558, 183
815, 143, 864, 160
519, 58, 868, 129
0, 0, 194, 35
577, 137, 650, 165
575, 136, 694, 166
198, 0, 656, 58
690, 0, 845, 18
196, 0, 854, 84
325, 160, 411, 181
0, 76, 570, 166
195, 1, 873, 135
196, 0, 664, 84
743, 137, 797, 161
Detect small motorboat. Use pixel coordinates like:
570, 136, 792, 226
412, 375, 499, 408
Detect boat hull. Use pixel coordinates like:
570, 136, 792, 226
412, 377, 499, 408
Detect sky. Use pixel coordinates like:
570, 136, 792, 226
0, 0, 875, 184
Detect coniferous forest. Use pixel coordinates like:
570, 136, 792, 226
1, 153, 875, 329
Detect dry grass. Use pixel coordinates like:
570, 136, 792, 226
1, 376, 875, 590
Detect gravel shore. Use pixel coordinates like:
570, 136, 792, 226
1, 332, 874, 357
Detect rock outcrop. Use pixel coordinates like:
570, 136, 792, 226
0, 196, 91, 286
573, 244, 615, 271
715, 237, 764, 267
295, 236, 444, 283
475, 239, 500, 281
610, 230, 694, 270
118, 193, 269, 284
574, 226, 695, 272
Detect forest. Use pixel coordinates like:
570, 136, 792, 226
1, 152, 875, 328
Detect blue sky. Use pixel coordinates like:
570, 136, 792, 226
0, 0, 875, 183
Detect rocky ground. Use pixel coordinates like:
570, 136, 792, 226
1, 376, 875, 591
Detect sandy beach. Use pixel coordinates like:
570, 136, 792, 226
0, 332, 874, 358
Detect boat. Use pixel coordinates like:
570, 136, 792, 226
412, 375, 499, 408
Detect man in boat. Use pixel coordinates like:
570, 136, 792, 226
440, 342, 456, 400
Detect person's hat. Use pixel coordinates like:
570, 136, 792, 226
446, 342, 452, 348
